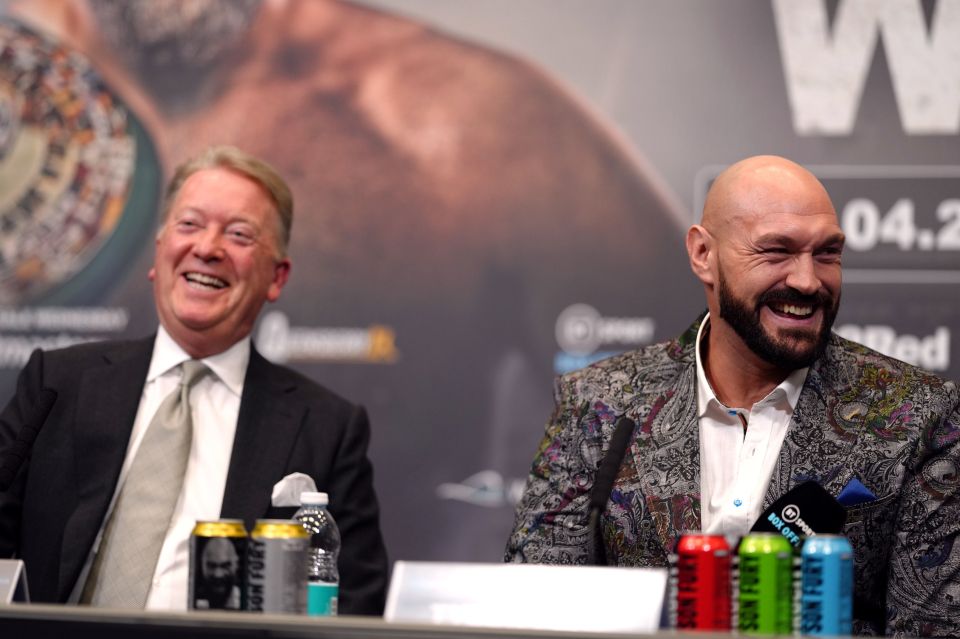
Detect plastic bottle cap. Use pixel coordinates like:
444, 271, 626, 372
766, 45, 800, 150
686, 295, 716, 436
300, 491, 329, 506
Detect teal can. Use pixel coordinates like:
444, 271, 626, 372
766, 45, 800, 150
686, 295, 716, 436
738, 532, 794, 635
800, 535, 853, 636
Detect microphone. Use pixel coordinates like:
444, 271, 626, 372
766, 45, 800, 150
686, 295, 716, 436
750, 481, 880, 624
750, 480, 846, 550
588, 416, 636, 564
0, 388, 58, 491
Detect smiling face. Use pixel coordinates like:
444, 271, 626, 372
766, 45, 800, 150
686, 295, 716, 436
688, 156, 844, 375
149, 167, 290, 358
715, 230, 841, 370
201, 537, 239, 604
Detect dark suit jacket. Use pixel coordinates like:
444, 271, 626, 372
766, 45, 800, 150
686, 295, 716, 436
506, 317, 960, 637
0, 336, 388, 615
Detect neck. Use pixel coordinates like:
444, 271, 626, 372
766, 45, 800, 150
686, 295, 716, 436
701, 323, 791, 408
163, 324, 247, 361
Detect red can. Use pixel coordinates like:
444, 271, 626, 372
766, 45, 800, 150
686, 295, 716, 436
675, 533, 732, 630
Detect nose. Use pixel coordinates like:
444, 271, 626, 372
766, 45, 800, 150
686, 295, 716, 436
784, 253, 821, 295
193, 228, 225, 260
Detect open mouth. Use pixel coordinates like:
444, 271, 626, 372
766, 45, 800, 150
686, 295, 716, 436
768, 301, 815, 319
184, 272, 228, 290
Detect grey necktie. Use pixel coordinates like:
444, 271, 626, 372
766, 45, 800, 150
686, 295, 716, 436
82, 360, 209, 608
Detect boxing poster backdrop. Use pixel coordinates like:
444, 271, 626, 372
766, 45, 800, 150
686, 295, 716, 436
0, 0, 957, 564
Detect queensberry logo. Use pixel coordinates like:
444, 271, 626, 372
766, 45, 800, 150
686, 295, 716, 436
256, 311, 399, 364
767, 504, 815, 547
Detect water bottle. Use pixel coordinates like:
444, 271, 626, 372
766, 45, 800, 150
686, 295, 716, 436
294, 491, 340, 616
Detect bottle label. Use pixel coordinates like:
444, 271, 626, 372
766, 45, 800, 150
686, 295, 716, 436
307, 582, 338, 616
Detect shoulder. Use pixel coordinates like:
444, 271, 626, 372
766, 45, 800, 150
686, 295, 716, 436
555, 332, 695, 406
247, 350, 364, 419
820, 333, 954, 393
559, 317, 700, 385
814, 333, 958, 418
26, 335, 153, 371
300, 0, 686, 222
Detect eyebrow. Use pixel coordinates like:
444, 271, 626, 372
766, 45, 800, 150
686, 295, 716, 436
174, 209, 262, 228
754, 232, 845, 247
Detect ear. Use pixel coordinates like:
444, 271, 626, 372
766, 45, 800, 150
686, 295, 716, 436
266, 259, 292, 303
686, 224, 716, 285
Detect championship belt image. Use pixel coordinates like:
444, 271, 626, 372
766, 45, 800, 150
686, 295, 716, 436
0, 19, 160, 305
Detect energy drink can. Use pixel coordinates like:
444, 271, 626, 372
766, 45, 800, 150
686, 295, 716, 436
675, 533, 732, 630
247, 519, 309, 613
737, 532, 793, 635
800, 535, 853, 636
189, 519, 247, 610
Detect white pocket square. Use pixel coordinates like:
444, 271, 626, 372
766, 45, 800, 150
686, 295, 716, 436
271, 472, 318, 507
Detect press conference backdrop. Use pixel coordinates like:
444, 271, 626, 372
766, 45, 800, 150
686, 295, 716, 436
0, 0, 957, 564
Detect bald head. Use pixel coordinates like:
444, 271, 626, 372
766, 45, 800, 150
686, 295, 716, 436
202, 537, 238, 580
701, 155, 835, 238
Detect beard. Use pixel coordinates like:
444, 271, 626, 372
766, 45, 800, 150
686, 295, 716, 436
204, 575, 235, 607
717, 270, 838, 371
87, 0, 262, 113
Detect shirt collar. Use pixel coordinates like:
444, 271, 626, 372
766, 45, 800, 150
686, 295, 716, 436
695, 312, 808, 417
147, 325, 250, 397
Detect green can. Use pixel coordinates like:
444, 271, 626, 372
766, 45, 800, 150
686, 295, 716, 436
737, 532, 794, 635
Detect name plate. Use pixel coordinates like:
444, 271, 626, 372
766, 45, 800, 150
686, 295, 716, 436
0, 559, 29, 604
385, 561, 667, 633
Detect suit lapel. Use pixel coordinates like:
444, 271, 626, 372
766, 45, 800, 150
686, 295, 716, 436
220, 348, 304, 528
765, 341, 861, 507
60, 337, 154, 598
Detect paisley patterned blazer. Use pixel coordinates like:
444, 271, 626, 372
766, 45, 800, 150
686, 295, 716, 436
506, 317, 960, 637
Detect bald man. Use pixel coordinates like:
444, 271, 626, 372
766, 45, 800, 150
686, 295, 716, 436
197, 538, 241, 610
506, 156, 960, 637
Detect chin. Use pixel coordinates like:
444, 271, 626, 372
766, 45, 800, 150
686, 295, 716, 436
170, 300, 227, 324
174, 313, 218, 328
777, 338, 824, 368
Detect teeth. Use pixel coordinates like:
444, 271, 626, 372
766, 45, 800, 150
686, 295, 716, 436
185, 272, 227, 289
773, 303, 813, 317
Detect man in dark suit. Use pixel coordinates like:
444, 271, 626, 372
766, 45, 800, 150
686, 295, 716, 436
0, 146, 388, 614
507, 155, 960, 637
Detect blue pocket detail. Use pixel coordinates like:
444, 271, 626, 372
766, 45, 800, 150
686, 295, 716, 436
837, 477, 876, 506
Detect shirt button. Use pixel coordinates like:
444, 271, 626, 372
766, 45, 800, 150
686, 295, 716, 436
733, 499, 743, 507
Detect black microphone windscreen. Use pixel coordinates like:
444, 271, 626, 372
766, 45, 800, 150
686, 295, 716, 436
751, 480, 846, 549
589, 416, 636, 512
588, 416, 637, 565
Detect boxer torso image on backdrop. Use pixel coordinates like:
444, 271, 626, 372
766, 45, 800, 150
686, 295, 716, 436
0, 0, 695, 562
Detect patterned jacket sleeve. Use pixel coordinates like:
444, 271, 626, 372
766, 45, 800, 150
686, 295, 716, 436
504, 372, 606, 564
887, 386, 960, 637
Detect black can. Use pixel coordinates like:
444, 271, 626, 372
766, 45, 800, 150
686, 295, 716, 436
189, 519, 248, 610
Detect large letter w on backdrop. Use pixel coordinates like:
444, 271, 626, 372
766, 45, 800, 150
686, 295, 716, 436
774, 0, 960, 135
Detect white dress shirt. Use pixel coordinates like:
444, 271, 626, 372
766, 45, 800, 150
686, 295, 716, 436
79, 326, 247, 610
695, 314, 808, 536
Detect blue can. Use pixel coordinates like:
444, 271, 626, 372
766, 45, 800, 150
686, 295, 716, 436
800, 535, 853, 636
